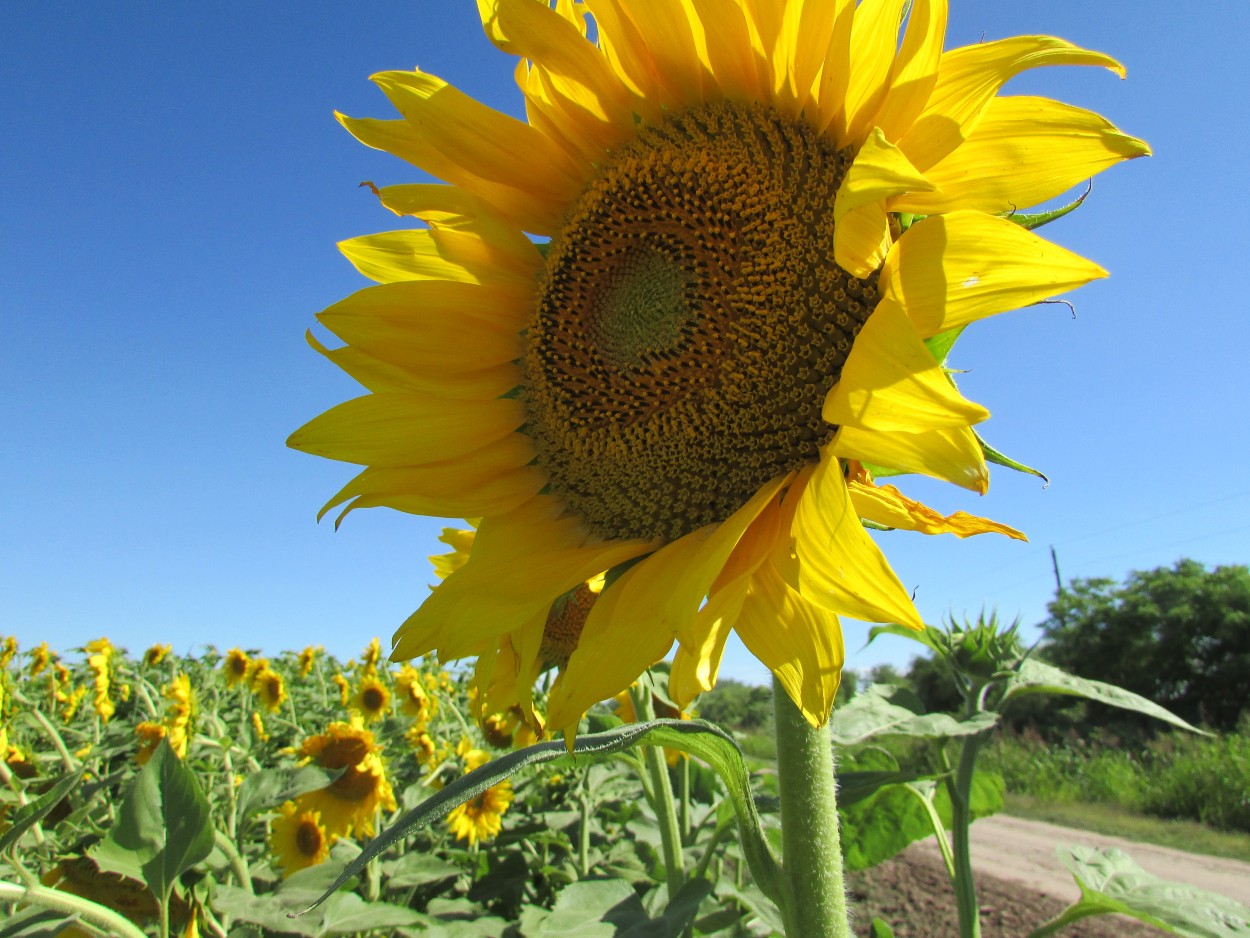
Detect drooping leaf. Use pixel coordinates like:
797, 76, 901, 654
0, 767, 84, 854
93, 740, 214, 900
1001, 658, 1206, 734
1003, 182, 1091, 230
1046, 846, 1250, 937
975, 430, 1049, 485
293, 719, 782, 916
829, 684, 999, 745
865, 623, 946, 656
0, 908, 80, 938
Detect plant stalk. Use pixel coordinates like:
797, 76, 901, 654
772, 676, 850, 938
948, 720, 990, 938
630, 684, 685, 900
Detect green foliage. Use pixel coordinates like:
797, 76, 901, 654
1042, 559, 1250, 731
1040, 846, 1250, 937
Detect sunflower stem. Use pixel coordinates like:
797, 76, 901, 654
771, 676, 850, 938
630, 684, 685, 900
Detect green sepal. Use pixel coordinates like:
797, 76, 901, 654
923, 325, 967, 367
0, 767, 85, 855
293, 719, 783, 916
1004, 182, 1091, 231
976, 429, 1050, 485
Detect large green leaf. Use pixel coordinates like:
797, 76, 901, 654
293, 719, 782, 916
840, 770, 1004, 871
829, 684, 999, 745
517, 878, 643, 937
93, 740, 215, 901
0, 908, 79, 938
214, 882, 426, 938
1035, 846, 1250, 938
0, 767, 84, 854
1001, 659, 1206, 733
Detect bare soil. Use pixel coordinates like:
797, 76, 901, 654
844, 814, 1250, 937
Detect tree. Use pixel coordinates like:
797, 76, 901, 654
1040, 559, 1250, 731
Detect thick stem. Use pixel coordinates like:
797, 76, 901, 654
948, 724, 989, 938
772, 677, 849, 938
629, 685, 685, 900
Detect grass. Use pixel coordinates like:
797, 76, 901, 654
1002, 792, 1250, 864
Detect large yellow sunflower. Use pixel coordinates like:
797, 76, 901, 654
269, 801, 332, 878
290, 0, 1147, 731
445, 778, 514, 847
297, 720, 398, 839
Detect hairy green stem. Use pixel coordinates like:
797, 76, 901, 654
772, 676, 849, 938
214, 829, 253, 894
948, 721, 990, 938
0, 881, 150, 938
630, 684, 685, 900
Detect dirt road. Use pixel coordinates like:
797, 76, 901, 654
906, 813, 1250, 907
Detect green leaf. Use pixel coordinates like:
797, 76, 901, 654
838, 770, 928, 808
1049, 846, 1250, 937
975, 429, 1049, 485
865, 623, 945, 656
0, 767, 84, 854
293, 719, 783, 916
923, 325, 967, 366
214, 882, 426, 938
92, 739, 215, 901
235, 765, 339, 822
518, 879, 644, 937
0, 908, 80, 938
1003, 182, 1090, 230
829, 684, 999, 745
382, 852, 461, 890
624, 880, 715, 938
1001, 658, 1206, 733
870, 919, 897, 938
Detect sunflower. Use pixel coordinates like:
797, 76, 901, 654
27, 642, 51, 677
222, 648, 251, 688
290, 0, 1147, 730
253, 666, 287, 714
395, 664, 437, 722
143, 644, 172, 667
351, 675, 392, 722
270, 801, 332, 877
297, 720, 397, 839
446, 779, 513, 847
84, 638, 116, 722
331, 672, 351, 707
297, 644, 323, 677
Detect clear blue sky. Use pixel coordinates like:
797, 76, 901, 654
4, 2, 1248, 685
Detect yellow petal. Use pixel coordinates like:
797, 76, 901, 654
848, 480, 1026, 540
669, 578, 749, 709
842, 0, 908, 147
880, 210, 1108, 337
306, 331, 520, 398
337, 229, 536, 286
392, 496, 656, 661
368, 183, 543, 277
370, 69, 586, 197
813, 0, 858, 141
823, 299, 988, 431
317, 282, 527, 375
287, 393, 526, 468
735, 560, 845, 726
872, 0, 948, 142
337, 113, 563, 236
544, 556, 676, 731
832, 424, 988, 494
317, 435, 545, 528
691, 0, 764, 102
893, 96, 1151, 216
789, 456, 925, 629
600, 0, 706, 108
584, 0, 664, 119
754, 0, 836, 113
546, 472, 790, 727
899, 35, 1126, 172
477, 0, 633, 146
833, 129, 933, 277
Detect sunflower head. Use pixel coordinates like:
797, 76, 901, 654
293, 0, 1148, 733
27, 642, 52, 677
351, 676, 392, 723
269, 801, 332, 877
395, 664, 436, 722
445, 779, 513, 847
297, 645, 323, 677
143, 644, 172, 668
253, 667, 287, 714
222, 648, 251, 688
331, 672, 351, 707
298, 722, 397, 838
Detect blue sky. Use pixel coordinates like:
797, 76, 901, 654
4, 2, 1248, 686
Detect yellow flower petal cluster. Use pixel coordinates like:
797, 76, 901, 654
298, 645, 323, 677
396, 664, 437, 724
143, 644, 172, 667
252, 666, 287, 714
84, 638, 116, 723
291, 0, 1147, 731
269, 801, 332, 877
351, 675, 392, 723
222, 648, 251, 689
135, 673, 196, 763
445, 778, 513, 847
297, 720, 397, 839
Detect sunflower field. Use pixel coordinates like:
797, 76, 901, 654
0, 636, 787, 938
